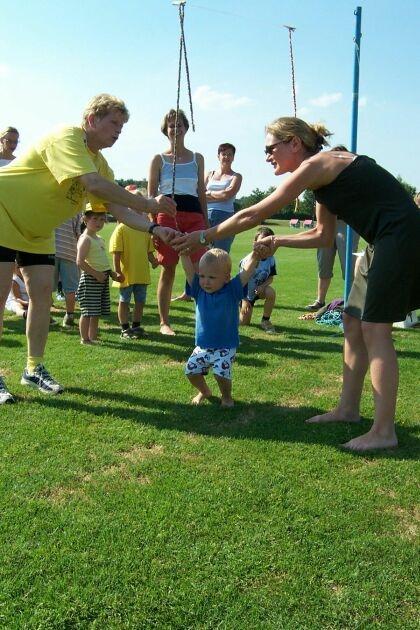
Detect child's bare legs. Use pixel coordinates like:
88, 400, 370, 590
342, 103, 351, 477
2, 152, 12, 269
240, 300, 253, 325
79, 315, 90, 342
343, 322, 398, 451
187, 373, 212, 404
118, 301, 130, 327
88, 316, 99, 341
215, 374, 234, 408
307, 313, 367, 424
133, 301, 144, 324
158, 264, 176, 335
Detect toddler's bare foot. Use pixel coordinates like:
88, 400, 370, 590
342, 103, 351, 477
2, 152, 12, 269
221, 397, 234, 408
191, 391, 212, 405
160, 324, 176, 336
306, 408, 361, 424
342, 428, 398, 452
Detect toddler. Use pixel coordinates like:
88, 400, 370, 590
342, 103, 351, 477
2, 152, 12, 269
181, 247, 259, 407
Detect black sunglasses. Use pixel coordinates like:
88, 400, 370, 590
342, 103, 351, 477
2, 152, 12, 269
264, 139, 289, 155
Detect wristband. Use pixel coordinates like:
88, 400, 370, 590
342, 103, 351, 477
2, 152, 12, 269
148, 222, 159, 235
198, 230, 207, 245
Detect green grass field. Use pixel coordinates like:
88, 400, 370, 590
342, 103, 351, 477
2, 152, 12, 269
1, 222, 419, 629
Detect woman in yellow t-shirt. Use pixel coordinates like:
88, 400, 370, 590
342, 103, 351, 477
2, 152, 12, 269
0, 94, 177, 404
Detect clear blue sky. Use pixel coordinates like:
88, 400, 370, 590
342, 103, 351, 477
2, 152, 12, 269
1, 0, 418, 195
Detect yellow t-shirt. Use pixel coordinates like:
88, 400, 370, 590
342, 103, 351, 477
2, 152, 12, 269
0, 126, 114, 254
109, 223, 155, 287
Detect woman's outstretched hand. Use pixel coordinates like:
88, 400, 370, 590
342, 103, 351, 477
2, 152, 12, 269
171, 230, 203, 254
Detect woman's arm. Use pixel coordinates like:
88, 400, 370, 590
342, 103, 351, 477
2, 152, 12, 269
254, 204, 336, 260
148, 154, 161, 198
172, 157, 326, 252
106, 204, 178, 245
206, 173, 242, 201
79, 171, 176, 217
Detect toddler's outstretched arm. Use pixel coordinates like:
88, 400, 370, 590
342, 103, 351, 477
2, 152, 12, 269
239, 251, 260, 287
180, 254, 195, 287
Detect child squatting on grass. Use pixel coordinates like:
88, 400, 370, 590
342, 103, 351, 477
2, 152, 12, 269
239, 226, 278, 334
76, 209, 124, 344
181, 247, 260, 408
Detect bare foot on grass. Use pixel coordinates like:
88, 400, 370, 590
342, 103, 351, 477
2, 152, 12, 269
160, 324, 176, 336
306, 408, 361, 424
342, 429, 398, 452
191, 391, 212, 405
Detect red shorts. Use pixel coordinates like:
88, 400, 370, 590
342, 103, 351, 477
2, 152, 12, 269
155, 211, 207, 266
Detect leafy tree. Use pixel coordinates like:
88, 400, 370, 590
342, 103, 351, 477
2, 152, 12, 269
116, 178, 148, 191
396, 176, 416, 198
298, 189, 316, 217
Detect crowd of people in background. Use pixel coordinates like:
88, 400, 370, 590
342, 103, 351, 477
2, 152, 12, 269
1, 101, 419, 453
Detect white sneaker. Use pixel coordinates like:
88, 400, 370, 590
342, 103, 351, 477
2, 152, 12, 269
21, 365, 64, 395
0, 376, 15, 404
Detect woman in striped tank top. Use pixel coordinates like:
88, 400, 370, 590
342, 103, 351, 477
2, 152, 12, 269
148, 109, 208, 336
205, 143, 242, 253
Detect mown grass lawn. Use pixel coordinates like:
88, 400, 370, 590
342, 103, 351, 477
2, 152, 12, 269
0, 221, 419, 629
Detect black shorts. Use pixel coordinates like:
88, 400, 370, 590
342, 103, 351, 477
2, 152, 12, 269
0, 245, 55, 267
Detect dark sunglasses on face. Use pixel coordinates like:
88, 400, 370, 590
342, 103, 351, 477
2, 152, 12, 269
264, 139, 289, 155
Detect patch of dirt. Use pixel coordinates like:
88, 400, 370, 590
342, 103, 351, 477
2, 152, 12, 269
42, 443, 164, 503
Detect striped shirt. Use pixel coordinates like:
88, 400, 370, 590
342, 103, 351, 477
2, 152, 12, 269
55, 214, 82, 262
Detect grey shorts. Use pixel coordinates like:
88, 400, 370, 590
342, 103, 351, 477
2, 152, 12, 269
317, 220, 360, 279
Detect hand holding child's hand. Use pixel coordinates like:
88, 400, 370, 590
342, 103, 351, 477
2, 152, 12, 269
114, 272, 125, 283
95, 271, 108, 283
254, 235, 275, 258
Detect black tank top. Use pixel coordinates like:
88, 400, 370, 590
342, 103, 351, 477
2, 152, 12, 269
314, 156, 419, 244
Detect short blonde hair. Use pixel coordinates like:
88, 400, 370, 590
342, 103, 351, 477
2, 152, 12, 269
266, 116, 332, 153
82, 94, 129, 125
161, 108, 189, 137
199, 248, 232, 274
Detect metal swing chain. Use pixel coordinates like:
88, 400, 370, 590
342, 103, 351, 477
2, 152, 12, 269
284, 25, 297, 117
284, 25, 300, 214
171, 1, 195, 203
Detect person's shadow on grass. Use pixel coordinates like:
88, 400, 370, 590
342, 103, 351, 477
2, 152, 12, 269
31, 386, 420, 460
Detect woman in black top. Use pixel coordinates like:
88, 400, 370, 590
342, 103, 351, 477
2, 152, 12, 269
173, 117, 420, 452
